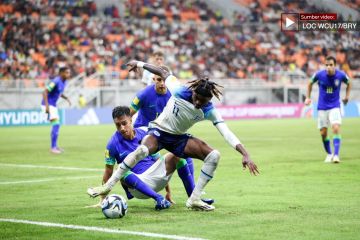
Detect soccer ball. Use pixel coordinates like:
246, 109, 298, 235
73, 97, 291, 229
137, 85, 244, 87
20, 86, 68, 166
101, 194, 128, 218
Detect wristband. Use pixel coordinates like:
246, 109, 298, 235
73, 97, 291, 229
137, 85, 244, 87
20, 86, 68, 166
137, 61, 145, 68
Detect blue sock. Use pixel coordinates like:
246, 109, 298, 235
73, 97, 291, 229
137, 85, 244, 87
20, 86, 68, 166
186, 157, 194, 175
333, 135, 341, 156
177, 158, 195, 197
51, 124, 60, 149
123, 172, 162, 200
120, 182, 134, 200
322, 137, 331, 154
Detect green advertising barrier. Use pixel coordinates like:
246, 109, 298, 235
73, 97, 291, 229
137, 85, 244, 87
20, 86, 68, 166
0, 109, 64, 127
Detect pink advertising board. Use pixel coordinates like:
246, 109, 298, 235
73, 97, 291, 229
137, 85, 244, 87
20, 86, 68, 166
216, 104, 307, 119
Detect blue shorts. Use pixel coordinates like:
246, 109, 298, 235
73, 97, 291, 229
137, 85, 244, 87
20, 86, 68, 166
148, 128, 192, 158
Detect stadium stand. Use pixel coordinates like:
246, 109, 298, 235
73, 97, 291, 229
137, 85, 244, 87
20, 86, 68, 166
0, 0, 359, 84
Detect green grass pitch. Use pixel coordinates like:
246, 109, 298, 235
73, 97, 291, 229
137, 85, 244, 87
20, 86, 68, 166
0, 118, 359, 240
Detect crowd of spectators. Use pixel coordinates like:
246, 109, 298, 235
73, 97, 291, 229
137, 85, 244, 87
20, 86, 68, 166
0, 0, 359, 84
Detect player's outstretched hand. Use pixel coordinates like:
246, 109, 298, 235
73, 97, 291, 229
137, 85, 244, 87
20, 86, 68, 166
304, 98, 312, 106
242, 156, 259, 176
165, 192, 176, 205
84, 199, 102, 208
342, 98, 349, 105
84, 195, 105, 208
126, 60, 138, 72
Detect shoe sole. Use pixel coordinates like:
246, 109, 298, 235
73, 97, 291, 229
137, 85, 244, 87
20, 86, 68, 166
187, 206, 215, 211
186, 203, 215, 211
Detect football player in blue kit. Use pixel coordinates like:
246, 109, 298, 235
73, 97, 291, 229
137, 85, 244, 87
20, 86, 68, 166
88, 61, 259, 211
41, 67, 71, 154
305, 56, 351, 163
88, 106, 206, 210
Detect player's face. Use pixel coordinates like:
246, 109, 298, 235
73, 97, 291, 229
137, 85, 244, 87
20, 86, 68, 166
325, 59, 335, 75
114, 115, 133, 139
61, 69, 71, 80
154, 56, 164, 66
153, 76, 166, 94
192, 92, 212, 109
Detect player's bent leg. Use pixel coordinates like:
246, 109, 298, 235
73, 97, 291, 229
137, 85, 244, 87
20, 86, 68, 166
186, 157, 194, 175
184, 138, 220, 211
122, 172, 163, 202
131, 155, 172, 210
174, 157, 215, 205
176, 158, 195, 197
189, 149, 220, 199
87, 145, 151, 198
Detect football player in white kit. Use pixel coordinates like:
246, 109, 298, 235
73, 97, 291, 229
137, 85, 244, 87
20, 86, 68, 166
141, 51, 164, 86
88, 60, 259, 211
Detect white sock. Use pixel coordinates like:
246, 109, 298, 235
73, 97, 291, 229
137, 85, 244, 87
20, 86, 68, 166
190, 150, 220, 201
106, 145, 149, 189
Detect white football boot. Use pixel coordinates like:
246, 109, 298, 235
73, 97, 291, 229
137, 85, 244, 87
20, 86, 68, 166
332, 155, 340, 164
186, 198, 215, 211
324, 154, 333, 163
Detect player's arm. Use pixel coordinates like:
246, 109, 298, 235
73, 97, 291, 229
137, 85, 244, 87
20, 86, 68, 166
343, 75, 352, 105
42, 89, 50, 113
207, 109, 259, 175
61, 94, 71, 106
43, 80, 57, 113
305, 73, 318, 106
103, 164, 114, 184
130, 94, 143, 116
127, 60, 171, 82
165, 184, 175, 204
85, 150, 115, 208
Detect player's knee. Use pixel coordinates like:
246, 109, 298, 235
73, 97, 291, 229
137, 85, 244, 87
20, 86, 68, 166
135, 145, 149, 159
176, 158, 187, 169
332, 125, 340, 134
204, 150, 221, 167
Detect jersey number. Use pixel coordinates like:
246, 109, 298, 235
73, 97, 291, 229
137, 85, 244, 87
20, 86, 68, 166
326, 87, 333, 94
172, 105, 180, 117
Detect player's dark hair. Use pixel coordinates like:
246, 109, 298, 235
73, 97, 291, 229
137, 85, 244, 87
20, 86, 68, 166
188, 76, 223, 100
59, 67, 69, 73
326, 56, 336, 65
112, 106, 131, 119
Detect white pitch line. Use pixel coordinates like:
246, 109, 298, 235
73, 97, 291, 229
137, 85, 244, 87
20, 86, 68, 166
0, 163, 102, 172
0, 176, 98, 185
0, 218, 207, 240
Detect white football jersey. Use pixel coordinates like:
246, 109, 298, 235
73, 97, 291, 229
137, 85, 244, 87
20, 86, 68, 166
141, 69, 154, 86
148, 75, 224, 135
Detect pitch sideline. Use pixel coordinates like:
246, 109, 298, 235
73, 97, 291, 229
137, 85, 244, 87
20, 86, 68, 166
0, 218, 207, 240
0, 175, 98, 185
0, 163, 102, 172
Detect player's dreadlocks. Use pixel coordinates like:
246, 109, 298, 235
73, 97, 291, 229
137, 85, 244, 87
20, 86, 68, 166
188, 76, 223, 100
112, 106, 131, 119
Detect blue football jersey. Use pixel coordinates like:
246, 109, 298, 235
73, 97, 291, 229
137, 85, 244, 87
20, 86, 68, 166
130, 84, 171, 128
311, 69, 350, 110
41, 76, 66, 106
104, 127, 158, 174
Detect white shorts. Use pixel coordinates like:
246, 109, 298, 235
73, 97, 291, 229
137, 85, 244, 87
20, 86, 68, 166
128, 156, 173, 199
317, 108, 342, 129
41, 105, 59, 121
